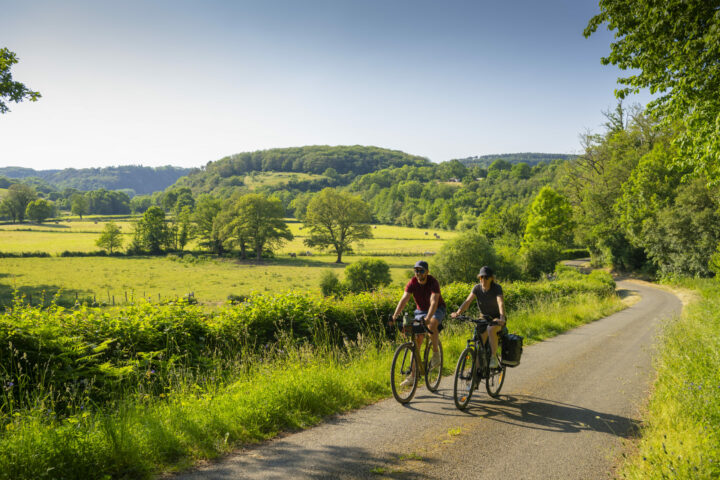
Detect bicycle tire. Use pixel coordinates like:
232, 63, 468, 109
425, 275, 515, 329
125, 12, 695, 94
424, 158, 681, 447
424, 340, 443, 393
486, 363, 506, 398
453, 346, 476, 410
390, 342, 418, 404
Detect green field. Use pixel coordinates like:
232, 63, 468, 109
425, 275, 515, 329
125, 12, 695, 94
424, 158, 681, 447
243, 171, 327, 189
0, 255, 426, 307
0, 217, 456, 256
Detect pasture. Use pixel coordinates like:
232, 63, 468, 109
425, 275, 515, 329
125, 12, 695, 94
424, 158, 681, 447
0, 255, 422, 307
0, 218, 457, 307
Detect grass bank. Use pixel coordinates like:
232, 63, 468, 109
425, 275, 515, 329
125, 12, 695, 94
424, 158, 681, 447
0, 285, 623, 480
619, 279, 720, 479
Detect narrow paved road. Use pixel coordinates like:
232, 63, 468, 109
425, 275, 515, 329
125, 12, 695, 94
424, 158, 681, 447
173, 280, 681, 479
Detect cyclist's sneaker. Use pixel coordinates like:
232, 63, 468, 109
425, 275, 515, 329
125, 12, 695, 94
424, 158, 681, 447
400, 375, 415, 387
489, 355, 499, 369
429, 354, 441, 369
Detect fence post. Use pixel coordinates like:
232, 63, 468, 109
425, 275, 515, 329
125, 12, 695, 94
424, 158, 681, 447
112, 295, 115, 306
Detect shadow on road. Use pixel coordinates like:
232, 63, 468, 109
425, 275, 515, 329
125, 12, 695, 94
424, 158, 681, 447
179, 441, 438, 479
457, 394, 641, 439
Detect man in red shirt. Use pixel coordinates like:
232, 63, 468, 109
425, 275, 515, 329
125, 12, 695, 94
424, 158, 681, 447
391, 260, 446, 386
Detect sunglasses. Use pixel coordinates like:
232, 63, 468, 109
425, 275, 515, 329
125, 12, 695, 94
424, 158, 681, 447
414, 269, 426, 274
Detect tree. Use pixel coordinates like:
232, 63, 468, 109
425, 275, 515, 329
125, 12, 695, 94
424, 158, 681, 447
585, 1, 720, 182
70, 194, 88, 219
1, 183, 37, 222
219, 193, 292, 260
304, 188, 373, 263
132, 206, 170, 254
432, 231, 498, 284
523, 186, 575, 248
25, 198, 54, 223
192, 195, 224, 254
96, 222, 123, 254
0, 48, 41, 114
343, 258, 392, 293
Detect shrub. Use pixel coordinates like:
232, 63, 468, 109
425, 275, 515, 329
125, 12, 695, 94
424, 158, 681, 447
432, 231, 497, 284
343, 258, 391, 293
520, 240, 563, 279
320, 270, 345, 297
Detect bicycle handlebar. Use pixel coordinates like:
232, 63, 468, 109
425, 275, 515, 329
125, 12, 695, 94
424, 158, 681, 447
453, 315, 501, 327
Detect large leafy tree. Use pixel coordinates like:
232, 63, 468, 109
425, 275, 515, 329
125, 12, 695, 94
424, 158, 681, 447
523, 186, 575, 248
70, 194, 89, 219
219, 193, 292, 260
96, 222, 124, 254
585, 1, 720, 182
25, 198, 54, 223
304, 188, 372, 263
1, 183, 37, 222
132, 206, 170, 254
0, 48, 41, 113
192, 195, 225, 254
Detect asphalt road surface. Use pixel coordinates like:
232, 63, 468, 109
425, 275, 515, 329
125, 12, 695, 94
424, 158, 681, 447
173, 280, 681, 480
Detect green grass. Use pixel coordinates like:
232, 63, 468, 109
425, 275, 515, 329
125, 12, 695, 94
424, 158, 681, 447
243, 171, 327, 189
0, 287, 623, 480
618, 279, 720, 479
0, 255, 423, 308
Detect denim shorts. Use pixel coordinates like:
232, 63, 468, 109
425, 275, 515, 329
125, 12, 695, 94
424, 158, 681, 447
414, 305, 446, 324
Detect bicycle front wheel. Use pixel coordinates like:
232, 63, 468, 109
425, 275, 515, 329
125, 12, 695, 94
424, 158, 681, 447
486, 363, 506, 398
453, 346, 476, 410
390, 343, 418, 404
424, 340, 443, 393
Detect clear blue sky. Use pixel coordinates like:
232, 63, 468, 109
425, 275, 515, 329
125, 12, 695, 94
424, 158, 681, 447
0, 0, 650, 170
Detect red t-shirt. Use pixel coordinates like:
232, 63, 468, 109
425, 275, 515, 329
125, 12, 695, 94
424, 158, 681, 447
405, 275, 446, 311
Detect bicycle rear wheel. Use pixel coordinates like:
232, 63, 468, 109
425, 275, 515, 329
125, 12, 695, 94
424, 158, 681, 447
424, 340, 443, 393
453, 346, 476, 410
486, 363, 506, 398
390, 343, 418, 404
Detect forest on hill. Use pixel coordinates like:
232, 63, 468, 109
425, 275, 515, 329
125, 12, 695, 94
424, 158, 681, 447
0, 165, 191, 195
455, 152, 577, 167
170, 145, 432, 197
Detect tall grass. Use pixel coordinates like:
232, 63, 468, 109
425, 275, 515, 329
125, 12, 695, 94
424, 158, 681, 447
619, 279, 720, 479
0, 287, 622, 479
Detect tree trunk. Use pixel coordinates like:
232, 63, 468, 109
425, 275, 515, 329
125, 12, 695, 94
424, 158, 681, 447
335, 249, 343, 263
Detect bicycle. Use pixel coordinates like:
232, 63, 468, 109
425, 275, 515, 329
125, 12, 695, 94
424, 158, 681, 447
389, 312, 444, 404
452, 315, 507, 410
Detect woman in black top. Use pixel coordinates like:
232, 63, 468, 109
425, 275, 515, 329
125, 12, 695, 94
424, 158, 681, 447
451, 266, 506, 368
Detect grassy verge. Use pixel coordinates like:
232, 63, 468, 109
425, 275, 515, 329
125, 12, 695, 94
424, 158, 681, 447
0, 289, 623, 480
619, 279, 720, 479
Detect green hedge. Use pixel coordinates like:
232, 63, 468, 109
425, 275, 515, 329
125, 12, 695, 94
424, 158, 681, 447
0, 272, 615, 413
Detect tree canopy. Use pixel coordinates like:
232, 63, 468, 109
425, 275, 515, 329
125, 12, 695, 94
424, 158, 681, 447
0, 48, 41, 113
304, 188, 373, 263
585, 0, 720, 182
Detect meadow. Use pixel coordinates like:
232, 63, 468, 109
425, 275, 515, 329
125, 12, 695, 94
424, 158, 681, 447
0, 217, 457, 307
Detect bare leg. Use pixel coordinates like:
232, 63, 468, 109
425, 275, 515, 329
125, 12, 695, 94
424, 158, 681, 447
426, 316, 440, 353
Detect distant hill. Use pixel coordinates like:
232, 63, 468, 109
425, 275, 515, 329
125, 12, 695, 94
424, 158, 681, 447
455, 153, 577, 168
0, 165, 192, 195
171, 145, 432, 196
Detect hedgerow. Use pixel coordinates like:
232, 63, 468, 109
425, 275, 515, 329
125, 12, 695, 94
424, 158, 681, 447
0, 272, 615, 415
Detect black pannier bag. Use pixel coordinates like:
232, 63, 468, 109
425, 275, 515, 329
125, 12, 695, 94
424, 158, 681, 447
501, 333, 523, 367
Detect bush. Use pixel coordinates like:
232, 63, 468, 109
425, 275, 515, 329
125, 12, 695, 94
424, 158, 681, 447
343, 258, 391, 293
320, 270, 345, 297
520, 240, 563, 279
432, 231, 498, 283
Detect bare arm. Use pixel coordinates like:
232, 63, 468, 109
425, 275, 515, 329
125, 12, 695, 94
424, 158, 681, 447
451, 292, 476, 318
392, 291, 413, 321
426, 291, 440, 322
497, 294, 506, 325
